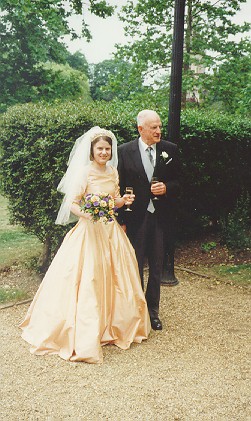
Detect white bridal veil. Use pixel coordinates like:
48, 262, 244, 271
55, 126, 118, 225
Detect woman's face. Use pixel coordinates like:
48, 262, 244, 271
92, 139, 112, 166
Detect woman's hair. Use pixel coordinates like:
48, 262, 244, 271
90, 136, 113, 160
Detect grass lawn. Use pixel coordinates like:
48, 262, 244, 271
0, 195, 42, 270
0, 287, 29, 304
204, 263, 251, 285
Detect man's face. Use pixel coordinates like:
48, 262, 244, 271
138, 115, 162, 145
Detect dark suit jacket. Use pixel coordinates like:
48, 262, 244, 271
117, 138, 180, 242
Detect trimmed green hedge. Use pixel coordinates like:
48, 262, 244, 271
179, 110, 251, 234
0, 101, 250, 264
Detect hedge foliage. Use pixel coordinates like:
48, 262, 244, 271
179, 110, 251, 234
0, 101, 250, 262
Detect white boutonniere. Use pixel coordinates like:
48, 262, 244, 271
161, 151, 172, 165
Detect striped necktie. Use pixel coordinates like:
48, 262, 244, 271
146, 146, 154, 167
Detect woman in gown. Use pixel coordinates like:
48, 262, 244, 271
20, 127, 150, 363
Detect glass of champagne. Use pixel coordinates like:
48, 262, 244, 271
151, 177, 159, 200
124, 187, 133, 211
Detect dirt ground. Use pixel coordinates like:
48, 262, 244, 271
1, 236, 250, 420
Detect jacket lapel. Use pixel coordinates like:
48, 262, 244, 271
153, 143, 163, 175
130, 139, 149, 182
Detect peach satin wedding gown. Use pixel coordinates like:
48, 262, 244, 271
20, 166, 150, 363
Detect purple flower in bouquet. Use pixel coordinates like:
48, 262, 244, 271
80, 192, 118, 223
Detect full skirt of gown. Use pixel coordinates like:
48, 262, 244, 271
20, 217, 150, 363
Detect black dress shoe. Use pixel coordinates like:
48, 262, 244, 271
161, 276, 179, 286
150, 317, 163, 330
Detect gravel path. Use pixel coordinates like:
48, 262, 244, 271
1, 271, 250, 420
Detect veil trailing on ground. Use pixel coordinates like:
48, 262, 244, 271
55, 126, 118, 225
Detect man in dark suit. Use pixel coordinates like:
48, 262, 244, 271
118, 110, 180, 330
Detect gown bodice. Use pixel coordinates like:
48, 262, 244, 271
76, 165, 120, 202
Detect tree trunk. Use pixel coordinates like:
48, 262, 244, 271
182, 0, 192, 106
38, 236, 52, 273
167, 0, 186, 143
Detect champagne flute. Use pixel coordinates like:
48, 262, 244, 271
124, 187, 133, 211
151, 177, 159, 200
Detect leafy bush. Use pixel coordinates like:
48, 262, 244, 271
178, 110, 251, 235
201, 242, 217, 253
219, 194, 251, 250
0, 101, 250, 267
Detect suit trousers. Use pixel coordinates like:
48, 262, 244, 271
128, 211, 164, 318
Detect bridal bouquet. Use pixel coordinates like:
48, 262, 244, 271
81, 192, 118, 223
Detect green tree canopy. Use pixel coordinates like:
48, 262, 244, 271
0, 0, 114, 111
35, 62, 91, 103
0, 0, 72, 108
90, 59, 146, 101
205, 52, 251, 115
114, 0, 251, 111
66, 51, 90, 78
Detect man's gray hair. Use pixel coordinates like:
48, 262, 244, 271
137, 110, 159, 126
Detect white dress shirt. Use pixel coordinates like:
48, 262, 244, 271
138, 137, 156, 213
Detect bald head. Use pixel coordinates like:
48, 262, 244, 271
137, 109, 162, 145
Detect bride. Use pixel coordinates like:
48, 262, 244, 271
20, 127, 150, 363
